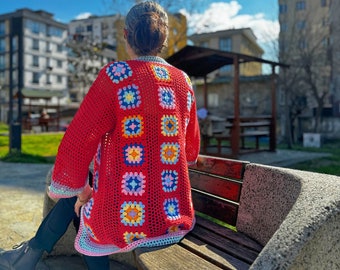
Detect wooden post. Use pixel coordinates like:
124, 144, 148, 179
270, 64, 277, 152
203, 75, 208, 109
231, 56, 240, 157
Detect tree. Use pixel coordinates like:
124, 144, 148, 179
67, 37, 116, 101
278, 1, 333, 145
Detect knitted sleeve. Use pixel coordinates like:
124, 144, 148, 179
49, 65, 116, 198
185, 78, 200, 165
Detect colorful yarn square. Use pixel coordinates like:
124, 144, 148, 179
120, 201, 145, 227
123, 231, 147, 244
158, 87, 175, 109
118, 84, 141, 110
161, 115, 178, 136
122, 115, 144, 138
152, 65, 171, 82
121, 172, 146, 196
161, 170, 178, 192
163, 198, 180, 221
160, 142, 180, 164
106, 61, 132, 84
123, 144, 145, 166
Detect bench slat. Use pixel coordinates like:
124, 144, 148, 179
179, 236, 250, 270
189, 155, 248, 180
192, 189, 238, 226
190, 225, 259, 264
195, 216, 263, 252
190, 171, 242, 202
135, 245, 223, 270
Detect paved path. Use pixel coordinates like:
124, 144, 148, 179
0, 162, 135, 270
0, 149, 331, 269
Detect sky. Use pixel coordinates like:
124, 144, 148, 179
0, 0, 279, 60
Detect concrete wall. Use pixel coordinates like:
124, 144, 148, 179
237, 164, 340, 269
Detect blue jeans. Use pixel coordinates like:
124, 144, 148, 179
29, 197, 109, 270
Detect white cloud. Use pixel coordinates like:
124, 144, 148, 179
181, 1, 279, 48
74, 12, 92, 20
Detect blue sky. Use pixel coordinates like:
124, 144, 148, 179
0, 0, 278, 23
0, 1, 279, 59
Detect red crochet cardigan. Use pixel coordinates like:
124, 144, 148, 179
49, 56, 200, 256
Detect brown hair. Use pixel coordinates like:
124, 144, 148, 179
125, 1, 168, 56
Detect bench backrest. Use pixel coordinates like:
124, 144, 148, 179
188, 154, 249, 226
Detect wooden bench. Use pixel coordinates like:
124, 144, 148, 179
210, 130, 269, 156
134, 155, 263, 270
44, 155, 340, 269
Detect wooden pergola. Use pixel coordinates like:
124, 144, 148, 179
167, 45, 288, 157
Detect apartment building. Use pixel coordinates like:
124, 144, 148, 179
68, 15, 119, 102
0, 9, 68, 124
278, 0, 340, 139
189, 28, 264, 78
188, 28, 275, 119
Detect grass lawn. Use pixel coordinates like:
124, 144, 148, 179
0, 122, 63, 163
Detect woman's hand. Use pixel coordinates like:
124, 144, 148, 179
74, 184, 93, 217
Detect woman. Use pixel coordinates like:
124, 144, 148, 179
0, 2, 200, 269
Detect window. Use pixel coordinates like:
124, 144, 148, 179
281, 23, 288, 32
32, 22, 40, 34
32, 39, 39, 50
279, 4, 287, 14
0, 21, 5, 35
296, 20, 306, 30
46, 74, 51, 84
57, 75, 62, 83
12, 36, 17, 51
219, 38, 232, 72
57, 60, 62, 68
33, 55, 39, 67
33, 72, 40, 84
46, 58, 51, 69
0, 55, 5, 69
321, 0, 327, 7
219, 37, 231, 51
12, 53, 18, 68
0, 71, 5, 83
0, 38, 5, 52
296, 1, 306, 11
87, 25, 93, 32
46, 42, 52, 52
75, 25, 84, 34
57, 44, 63, 52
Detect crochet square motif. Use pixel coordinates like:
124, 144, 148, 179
123, 231, 147, 244
158, 87, 175, 109
123, 143, 145, 166
160, 142, 180, 164
151, 65, 171, 82
120, 201, 145, 227
161, 170, 178, 192
161, 115, 178, 136
118, 84, 141, 110
122, 115, 144, 138
106, 62, 132, 84
121, 172, 146, 196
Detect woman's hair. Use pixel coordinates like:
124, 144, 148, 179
125, 1, 168, 56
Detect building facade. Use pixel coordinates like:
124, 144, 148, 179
189, 28, 264, 78
278, 0, 340, 139
0, 9, 68, 124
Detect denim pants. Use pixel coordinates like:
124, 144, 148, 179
29, 197, 110, 270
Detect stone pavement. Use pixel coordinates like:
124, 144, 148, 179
0, 149, 331, 269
